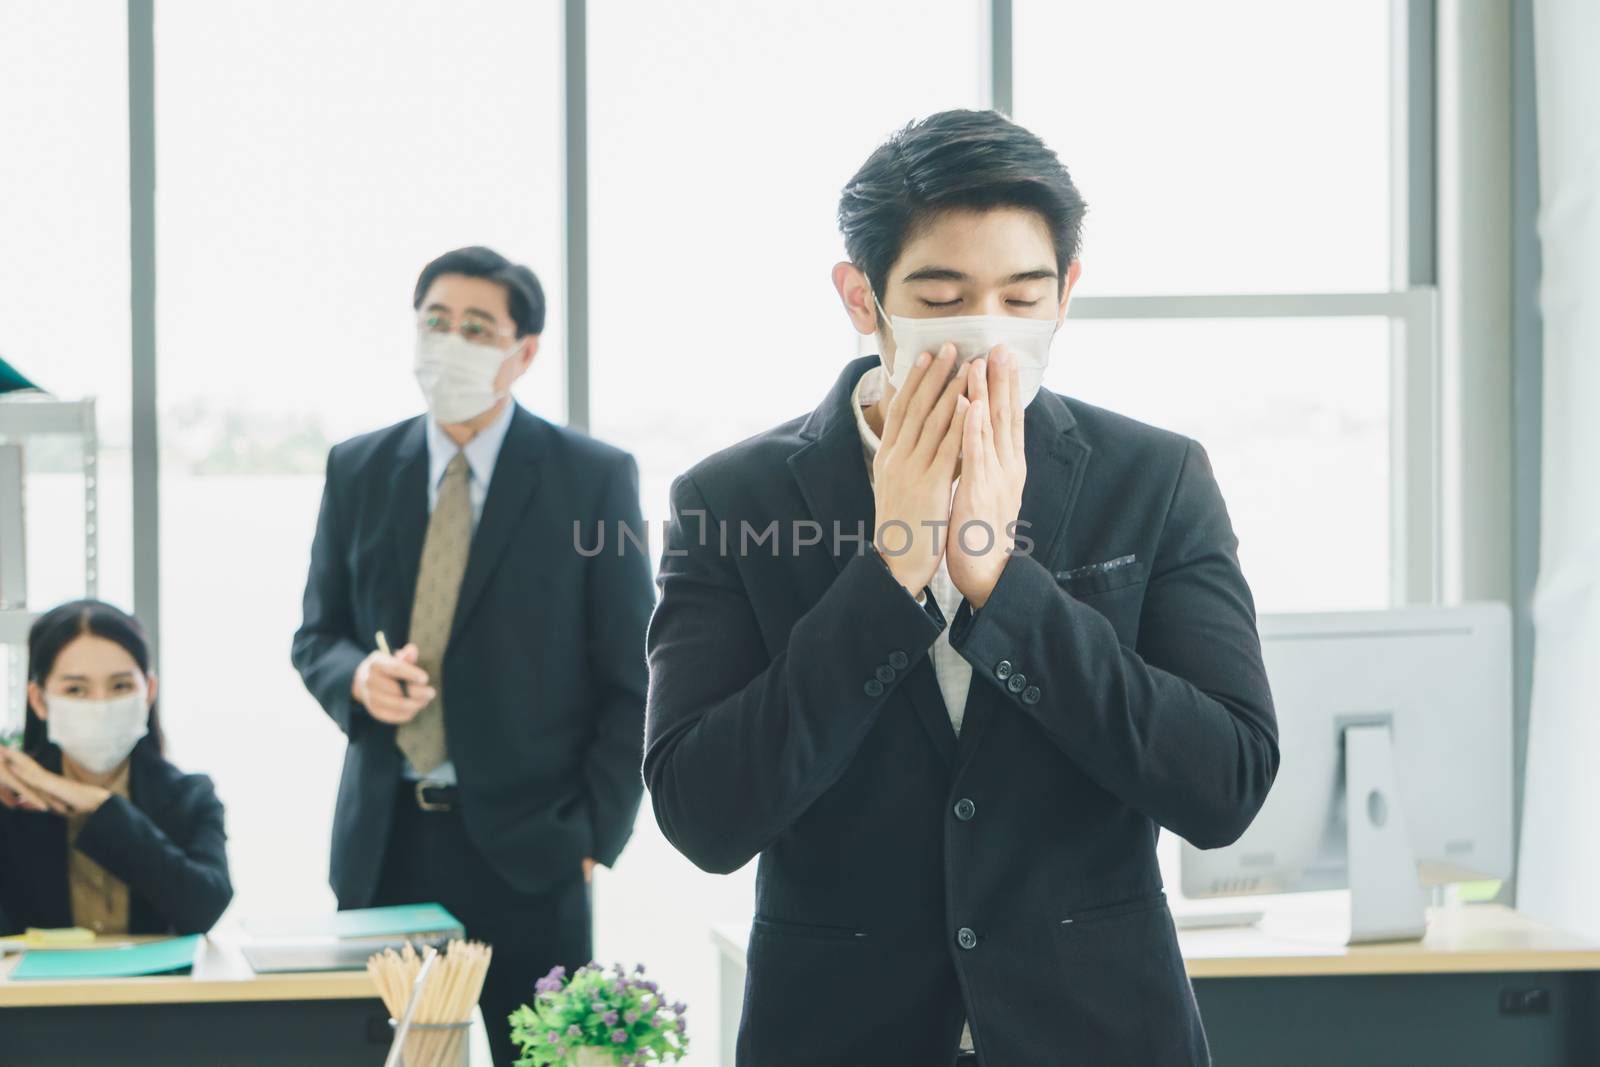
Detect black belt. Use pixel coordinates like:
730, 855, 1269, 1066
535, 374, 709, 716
411, 779, 459, 812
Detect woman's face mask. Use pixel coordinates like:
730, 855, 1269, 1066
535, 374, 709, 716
46, 681, 150, 774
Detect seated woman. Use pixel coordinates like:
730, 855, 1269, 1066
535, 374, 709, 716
0, 599, 232, 936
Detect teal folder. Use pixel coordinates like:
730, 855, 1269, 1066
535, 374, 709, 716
0, 356, 41, 395
240, 903, 462, 941
10, 935, 201, 981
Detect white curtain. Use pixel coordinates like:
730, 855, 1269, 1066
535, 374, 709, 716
1516, 0, 1600, 937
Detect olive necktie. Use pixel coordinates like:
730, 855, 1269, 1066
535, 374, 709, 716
396, 451, 471, 776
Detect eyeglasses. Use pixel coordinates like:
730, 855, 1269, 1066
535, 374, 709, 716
417, 312, 514, 346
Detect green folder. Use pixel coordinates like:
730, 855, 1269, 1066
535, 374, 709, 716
0, 356, 41, 395
11, 934, 201, 980
240, 903, 462, 941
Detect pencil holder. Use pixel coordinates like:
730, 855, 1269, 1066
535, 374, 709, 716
387, 1018, 471, 1067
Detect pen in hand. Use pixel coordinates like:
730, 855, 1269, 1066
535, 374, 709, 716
375, 630, 409, 698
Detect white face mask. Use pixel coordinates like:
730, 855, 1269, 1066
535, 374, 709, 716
46, 686, 150, 774
876, 295, 1061, 408
413, 331, 517, 424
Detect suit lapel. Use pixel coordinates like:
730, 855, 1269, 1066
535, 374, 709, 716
952, 388, 1091, 770
788, 358, 961, 768
390, 417, 431, 643
449, 405, 544, 644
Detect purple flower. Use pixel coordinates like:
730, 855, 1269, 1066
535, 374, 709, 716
675, 1018, 687, 1033
545, 965, 567, 980
592, 1001, 607, 1014
546, 1031, 561, 1044
633, 963, 646, 975
603, 1010, 619, 1025
611, 1028, 629, 1044
624, 1009, 640, 1025
566, 1025, 582, 1039
642, 980, 659, 993
672, 1001, 687, 1015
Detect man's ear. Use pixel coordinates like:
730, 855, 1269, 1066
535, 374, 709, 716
27, 681, 47, 721
145, 673, 159, 709
1056, 260, 1083, 326
832, 261, 879, 336
504, 335, 539, 387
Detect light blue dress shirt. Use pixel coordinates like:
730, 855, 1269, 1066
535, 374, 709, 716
402, 400, 515, 785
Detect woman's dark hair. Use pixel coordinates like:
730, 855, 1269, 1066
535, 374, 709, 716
23, 599, 164, 755
413, 245, 546, 337
838, 109, 1088, 312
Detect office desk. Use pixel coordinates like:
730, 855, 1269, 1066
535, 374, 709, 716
711, 904, 1600, 1066
0, 934, 493, 1066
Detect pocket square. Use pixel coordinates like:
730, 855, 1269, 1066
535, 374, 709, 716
1055, 554, 1137, 581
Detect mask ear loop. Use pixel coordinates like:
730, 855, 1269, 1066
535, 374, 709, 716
859, 270, 893, 341
864, 281, 900, 372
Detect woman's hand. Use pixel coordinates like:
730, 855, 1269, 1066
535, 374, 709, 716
0, 749, 111, 816
0, 749, 55, 812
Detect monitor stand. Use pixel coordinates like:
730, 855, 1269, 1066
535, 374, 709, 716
1344, 722, 1427, 944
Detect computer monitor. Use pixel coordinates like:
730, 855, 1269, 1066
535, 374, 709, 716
1180, 603, 1513, 943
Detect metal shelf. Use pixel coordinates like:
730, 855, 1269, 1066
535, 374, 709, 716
0, 396, 98, 740
0, 398, 98, 438
0, 608, 36, 646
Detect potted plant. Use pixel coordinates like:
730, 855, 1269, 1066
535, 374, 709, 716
510, 961, 689, 1067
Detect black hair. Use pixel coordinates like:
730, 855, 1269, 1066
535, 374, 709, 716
838, 109, 1087, 310
412, 246, 546, 337
23, 599, 164, 755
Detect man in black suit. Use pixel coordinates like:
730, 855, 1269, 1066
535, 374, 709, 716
644, 111, 1279, 1066
293, 247, 652, 1065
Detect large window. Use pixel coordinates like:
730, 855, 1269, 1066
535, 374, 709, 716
153, 0, 564, 916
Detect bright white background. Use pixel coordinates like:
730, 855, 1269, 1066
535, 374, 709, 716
2, 2, 1395, 1060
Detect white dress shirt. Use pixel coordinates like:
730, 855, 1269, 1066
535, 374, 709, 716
851, 365, 976, 1052
403, 399, 516, 785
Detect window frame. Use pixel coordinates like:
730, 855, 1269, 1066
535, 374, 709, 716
119, 0, 1442, 664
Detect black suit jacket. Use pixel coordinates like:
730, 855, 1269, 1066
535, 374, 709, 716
644, 357, 1279, 1066
291, 403, 652, 907
0, 738, 233, 936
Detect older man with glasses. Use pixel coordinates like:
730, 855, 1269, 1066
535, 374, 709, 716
292, 246, 654, 1065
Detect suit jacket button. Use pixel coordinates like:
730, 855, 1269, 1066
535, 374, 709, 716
1022, 685, 1041, 705
888, 650, 909, 670
864, 678, 885, 697
954, 798, 976, 821
995, 660, 1013, 680
1006, 672, 1027, 694
957, 926, 978, 950
875, 664, 896, 684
